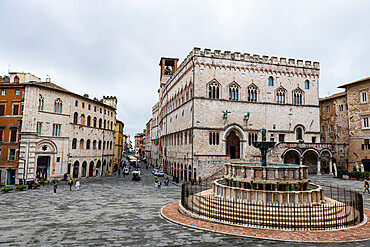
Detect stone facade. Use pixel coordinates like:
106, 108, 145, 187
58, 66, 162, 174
18, 82, 116, 183
147, 48, 327, 181
0, 72, 41, 185
320, 92, 349, 170
114, 119, 124, 169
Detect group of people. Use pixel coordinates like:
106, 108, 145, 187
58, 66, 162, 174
52, 178, 81, 194
155, 177, 169, 189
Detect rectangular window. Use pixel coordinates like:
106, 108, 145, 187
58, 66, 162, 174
361, 92, 368, 103
15, 90, 20, 95
321, 126, 325, 132
37, 122, 42, 135
1, 90, 6, 95
364, 117, 369, 128
10, 128, 17, 142
363, 139, 370, 150
0, 148, 2, 161
326, 106, 330, 113
0, 104, 5, 116
52, 124, 61, 137
9, 148, 16, 160
330, 125, 333, 132
12, 104, 19, 115
312, 136, 316, 143
0, 128, 3, 141
279, 134, 285, 143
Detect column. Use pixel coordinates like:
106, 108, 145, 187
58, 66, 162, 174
329, 157, 333, 175
317, 158, 322, 175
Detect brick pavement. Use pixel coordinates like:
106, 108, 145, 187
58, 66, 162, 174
161, 201, 370, 243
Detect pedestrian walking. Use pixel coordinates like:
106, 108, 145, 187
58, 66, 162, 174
75, 180, 80, 191
68, 178, 73, 191
364, 179, 370, 194
53, 181, 57, 194
158, 181, 161, 189
155, 178, 158, 188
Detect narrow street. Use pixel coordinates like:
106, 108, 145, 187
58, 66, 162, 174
0, 162, 369, 246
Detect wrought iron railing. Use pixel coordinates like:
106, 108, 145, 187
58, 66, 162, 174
181, 183, 363, 231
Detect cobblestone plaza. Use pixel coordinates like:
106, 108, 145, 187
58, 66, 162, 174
1, 163, 369, 246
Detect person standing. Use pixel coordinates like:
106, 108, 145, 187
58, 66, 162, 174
158, 181, 161, 189
155, 178, 158, 188
364, 179, 370, 194
53, 181, 57, 194
68, 178, 73, 191
75, 180, 80, 191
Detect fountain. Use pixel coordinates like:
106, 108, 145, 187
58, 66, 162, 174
178, 128, 364, 231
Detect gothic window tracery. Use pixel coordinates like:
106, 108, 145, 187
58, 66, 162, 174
54, 98, 62, 113
276, 88, 286, 104
247, 84, 258, 102
228, 83, 239, 101
208, 80, 220, 99
293, 89, 304, 105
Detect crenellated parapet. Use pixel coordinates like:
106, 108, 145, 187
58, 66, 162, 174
192, 47, 320, 70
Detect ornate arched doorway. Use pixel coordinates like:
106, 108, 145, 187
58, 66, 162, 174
89, 161, 94, 177
226, 131, 240, 159
73, 161, 80, 178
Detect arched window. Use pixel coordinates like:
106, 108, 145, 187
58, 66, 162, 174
268, 76, 274, 86
305, 80, 310, 89
228, 83, 239, 101
88, 104, 91, 110
247, 84, 258, 102
14, 76, 19, 83
87, 115, 91, 126
208, 81, 220, 99
110, 141, 112, 150
107, 120, 110, 130
296, 127, 303, 140
80, 139, 84, 149
110, 122, 113, 130
72, 138, 77, 149
38, 95, 44, 111
73, 112, 78, 124
80, 114, 85, 125
75, 100, 78, 107
98, 140, 102, 150
86, 139, 91, 149
103, 141, 106, 150
293, 89, 304, 105
82, 102, 85, 108
104, 120, 106, 129
93, 140, 97, 150
99, 118, 102, 128
276, 88, 286, 104
54, 98, 62, 113
93, 117, 97, 127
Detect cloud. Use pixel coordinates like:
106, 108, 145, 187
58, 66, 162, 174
0, 0, 369, 135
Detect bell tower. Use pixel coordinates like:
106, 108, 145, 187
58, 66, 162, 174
159, 57, 178, 98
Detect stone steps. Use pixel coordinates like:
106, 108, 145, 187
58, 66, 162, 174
185, 195, 359, 229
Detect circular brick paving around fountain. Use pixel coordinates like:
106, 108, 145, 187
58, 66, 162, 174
161, 201, 370, 243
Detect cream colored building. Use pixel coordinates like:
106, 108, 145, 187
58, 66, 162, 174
18, 81, 116, 182
147, 48, 332, 182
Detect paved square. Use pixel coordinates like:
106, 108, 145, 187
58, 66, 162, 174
1, 164, 369, 246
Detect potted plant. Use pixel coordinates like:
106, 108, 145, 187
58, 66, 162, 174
1, 187, 14, 193
16, 185, 27, 191
32, 183, 40, 189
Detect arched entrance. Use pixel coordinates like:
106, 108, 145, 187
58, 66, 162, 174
36, 156, 50, 180
226, 131, 240, 159
82, 161, 87, 177
89, 161, 94, 177
73, 161, 80, 178
283, 150, 300, 164
96, 160, 101, 176
303, 150, 319, 174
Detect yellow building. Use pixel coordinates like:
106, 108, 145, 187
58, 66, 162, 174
114, 119, 125, 169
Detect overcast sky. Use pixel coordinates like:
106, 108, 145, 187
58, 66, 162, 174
0, 0, 369, 137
